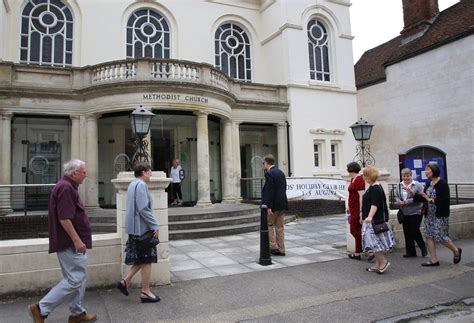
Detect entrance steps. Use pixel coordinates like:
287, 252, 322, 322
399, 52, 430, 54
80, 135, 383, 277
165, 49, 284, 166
87, 204, 296, 239
168, 204, 261, 240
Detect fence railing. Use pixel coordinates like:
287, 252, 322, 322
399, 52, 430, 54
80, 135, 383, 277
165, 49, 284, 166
388, 183, 474, 207
0, 184, 55, 216
241, 177, 265, 200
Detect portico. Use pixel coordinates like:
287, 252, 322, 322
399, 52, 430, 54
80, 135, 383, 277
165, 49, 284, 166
0, 59, 289, 209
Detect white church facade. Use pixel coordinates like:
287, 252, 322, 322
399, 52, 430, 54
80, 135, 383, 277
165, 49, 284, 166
0, 0, 358, 209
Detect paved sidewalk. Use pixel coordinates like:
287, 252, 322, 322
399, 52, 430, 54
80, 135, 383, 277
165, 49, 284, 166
170, 215, 349, 282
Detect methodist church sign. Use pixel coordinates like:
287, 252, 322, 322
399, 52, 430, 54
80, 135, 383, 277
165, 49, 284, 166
143, 93, 209, 104
286, 177, 347, 200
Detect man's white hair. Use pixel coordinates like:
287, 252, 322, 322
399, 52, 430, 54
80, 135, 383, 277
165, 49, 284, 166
64, 159, 85, 176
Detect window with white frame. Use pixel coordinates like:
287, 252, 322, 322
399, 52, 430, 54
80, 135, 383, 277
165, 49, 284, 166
330, 141, 341, 168
126, 9, 170, 59
307, 19, 330, 82
20, 0, 73, 67
215, 23, 252, 81
314, 142, 322, 167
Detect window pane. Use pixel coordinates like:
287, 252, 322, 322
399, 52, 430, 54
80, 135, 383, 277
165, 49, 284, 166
215, 23, 252, 81
308, 19, 330, 82
127, 9, 171, 59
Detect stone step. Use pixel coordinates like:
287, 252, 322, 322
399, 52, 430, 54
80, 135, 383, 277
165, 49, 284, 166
169, 213, 260, 230
168, 207, 260, 222
91, 223, 117, 233
169, 222, 261, 240
88, 215, 116, 224
169, 214, 297, 240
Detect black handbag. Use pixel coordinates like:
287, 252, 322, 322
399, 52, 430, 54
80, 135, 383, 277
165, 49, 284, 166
132, 182, 159, 252
372, 185, 390, 234
134, 231, 159, 252
397, 209, 405, 224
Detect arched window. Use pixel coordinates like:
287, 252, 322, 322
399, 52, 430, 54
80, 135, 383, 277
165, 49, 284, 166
127, 9, 170, 59
20, 0, 74, 67
215, 23, 251, 81
307, 19, 330, 82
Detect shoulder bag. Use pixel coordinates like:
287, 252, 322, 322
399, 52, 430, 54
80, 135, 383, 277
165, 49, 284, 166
397, 184, 405, 224
372, 185, 390, 234
132, 182, 159, 252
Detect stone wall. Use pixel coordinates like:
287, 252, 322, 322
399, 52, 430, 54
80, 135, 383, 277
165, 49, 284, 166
288, 199, 345, 217
390, 204, 474, 249
0, 233, 122, 297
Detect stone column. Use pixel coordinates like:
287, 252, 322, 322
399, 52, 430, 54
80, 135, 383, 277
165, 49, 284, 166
232, 121, 242, 201
0, 113, 12, 215
276, 122, 289, 175
195, 111, 212, 207
221, 119, 234, 202
85, 115, 99, 208
70, 115, 80, 160
112, 171, 171, 285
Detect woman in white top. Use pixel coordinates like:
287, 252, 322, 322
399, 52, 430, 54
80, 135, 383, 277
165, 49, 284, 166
170, 159, 183, 205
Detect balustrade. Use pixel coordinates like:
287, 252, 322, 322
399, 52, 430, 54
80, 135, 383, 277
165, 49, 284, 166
92, 62, 136, 83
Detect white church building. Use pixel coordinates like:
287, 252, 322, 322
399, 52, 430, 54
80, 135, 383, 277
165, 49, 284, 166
0, 0, 358, 209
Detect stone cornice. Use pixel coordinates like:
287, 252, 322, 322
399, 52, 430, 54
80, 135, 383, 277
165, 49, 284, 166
309, 128, 346, 135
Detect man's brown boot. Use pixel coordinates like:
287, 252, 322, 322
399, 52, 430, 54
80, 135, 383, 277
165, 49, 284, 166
68, 312, 97, 323
28, 303, 46, 323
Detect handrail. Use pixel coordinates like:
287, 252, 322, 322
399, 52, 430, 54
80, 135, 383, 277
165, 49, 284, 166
0, 184, 55, 216
0, 184, 55, 188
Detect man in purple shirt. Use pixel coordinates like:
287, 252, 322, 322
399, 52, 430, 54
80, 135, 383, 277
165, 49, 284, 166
28, 160, 96, 323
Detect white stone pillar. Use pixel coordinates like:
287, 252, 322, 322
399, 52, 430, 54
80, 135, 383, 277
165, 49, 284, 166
112, 171, 171, 285
0, 113, 12, 215
70, 115, 80, 160
85, 115, 99, 208
195, 111, 212, 207
232, 121, 242, 201
276, 122, 289, 175
221, 119, 234, 202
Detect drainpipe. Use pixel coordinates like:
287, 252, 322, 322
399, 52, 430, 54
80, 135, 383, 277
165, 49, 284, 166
286, 121, 292, 177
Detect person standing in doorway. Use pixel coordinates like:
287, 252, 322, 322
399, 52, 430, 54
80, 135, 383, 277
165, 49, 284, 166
262, 154, 288, 256
28, 159, 96, 323
170, 159, 183, 206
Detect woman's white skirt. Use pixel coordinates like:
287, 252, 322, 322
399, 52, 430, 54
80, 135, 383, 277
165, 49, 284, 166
362, 222, 396, 253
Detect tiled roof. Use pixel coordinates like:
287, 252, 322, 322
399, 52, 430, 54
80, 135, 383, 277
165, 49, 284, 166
354, 0, 474, 89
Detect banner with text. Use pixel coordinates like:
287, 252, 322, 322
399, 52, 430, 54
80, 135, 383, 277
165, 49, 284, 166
286, 177, 347, 200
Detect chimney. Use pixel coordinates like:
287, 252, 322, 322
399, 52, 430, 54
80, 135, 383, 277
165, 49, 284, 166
400, 0, 439, 41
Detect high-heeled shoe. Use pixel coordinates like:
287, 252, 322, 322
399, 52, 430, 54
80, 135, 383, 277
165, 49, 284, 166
116, 280, 129, 296
140, 292, 160, 303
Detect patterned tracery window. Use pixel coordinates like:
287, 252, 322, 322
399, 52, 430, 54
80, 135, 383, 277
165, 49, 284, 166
307, 19, 330, 82
127, 9, 170, 59
20, 0, 74, 67
215, 23, 251, 81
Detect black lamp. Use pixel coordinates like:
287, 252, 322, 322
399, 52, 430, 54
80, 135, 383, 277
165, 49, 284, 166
130, 106, 155, 168
350, 118, 375, 167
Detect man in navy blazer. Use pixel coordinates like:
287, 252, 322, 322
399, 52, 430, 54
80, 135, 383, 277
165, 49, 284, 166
262, 154, 289, 256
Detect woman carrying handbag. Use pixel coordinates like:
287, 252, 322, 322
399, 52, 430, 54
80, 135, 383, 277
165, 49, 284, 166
116, 163, 161, 303
361, 166, 396, 274
394, 168, 427, 258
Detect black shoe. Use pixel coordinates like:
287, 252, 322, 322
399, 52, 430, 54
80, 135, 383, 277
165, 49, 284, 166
421, 261, 440, 267
140, 292, 160, 303
348, 254, 361, 260
270, 250, 285, 256
116, 280, 129, 296
403, 254, 417, 258
454, 248, 462, 264
421, 248, 428, 257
